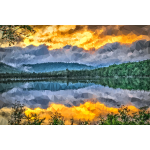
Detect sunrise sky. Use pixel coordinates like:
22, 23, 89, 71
1, 25, 150, 50
1, 25, 150, 67
0, 25, 150, 125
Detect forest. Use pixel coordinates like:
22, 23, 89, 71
0, 59, 150, 79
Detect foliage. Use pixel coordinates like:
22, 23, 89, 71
7, 101, 150, 125
8, 101, 45, 125
49, 112, 65, 125
1, 59, 150, 82
0, 25, 35, 46
99, 106, 150, 125
68, 59, 150, 77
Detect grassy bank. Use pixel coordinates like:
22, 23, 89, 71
0, 101, 149, 125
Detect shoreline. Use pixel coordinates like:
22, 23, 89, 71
0, 76, 150, 82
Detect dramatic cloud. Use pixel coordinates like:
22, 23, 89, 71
1, 26, 150, 66
1, 25, 150, 50
1, 39, 150, 67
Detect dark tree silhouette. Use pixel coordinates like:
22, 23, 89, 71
0, 25, 35, 46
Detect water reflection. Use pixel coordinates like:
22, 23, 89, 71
0, 78, 150, 109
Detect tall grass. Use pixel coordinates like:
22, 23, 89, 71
8, 101, 150, 125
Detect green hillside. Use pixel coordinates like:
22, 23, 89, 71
0, 62, 21, 73
68, 59, 150, 77
21, 62, 94, 73
96, 59, 150, 77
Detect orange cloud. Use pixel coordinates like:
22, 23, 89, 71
1, 25, 150, 50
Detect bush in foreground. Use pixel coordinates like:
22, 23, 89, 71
8, 101, 150, 125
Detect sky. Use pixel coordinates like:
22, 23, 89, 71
1, 25, 150, 66
1, 25, 150, 50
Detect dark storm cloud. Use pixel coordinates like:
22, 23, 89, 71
34, 25, 150, 35
2, 25, 150, 52
119, 25, 148, 35
67, 25, 84, 34
50, 25, 85, 37
134, 25, 147, 28
87, 25, 109, 31
87, 25, 150, 36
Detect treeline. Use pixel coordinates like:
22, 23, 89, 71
68, 59, 150, 77
97, 59, 150, 77
0, 59, 150, 79
0, 71, 67, 79
0, 69, 94, 79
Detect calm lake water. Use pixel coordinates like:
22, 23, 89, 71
0, 78, 150, 109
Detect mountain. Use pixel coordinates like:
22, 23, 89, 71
0, 62, 21, 73
20, 62, 95, 73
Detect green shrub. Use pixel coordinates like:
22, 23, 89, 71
49, 112, 65, 125
8, 101, 45, 125
8, 101, 150, 125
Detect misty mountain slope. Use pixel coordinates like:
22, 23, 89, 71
1, 40, 150, 67
20, 62, 95, 73
0, 62, 21, 73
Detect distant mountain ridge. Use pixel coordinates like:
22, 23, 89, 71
20, 62, 95, 73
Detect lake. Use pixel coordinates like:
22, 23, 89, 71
0, 77, 150, 109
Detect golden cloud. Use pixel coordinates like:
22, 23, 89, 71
1, 25, 150, 50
